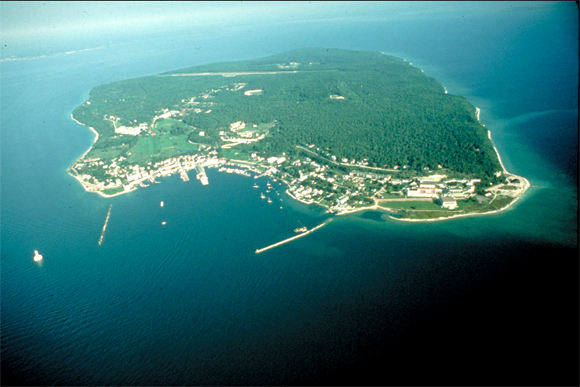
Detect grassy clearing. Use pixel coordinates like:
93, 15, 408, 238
379, 195, 517, 220
379, 200, 441, 211
154, 118, 183, 132
220, 148, 252, 160
103, 186, 124, 195
126, 134, 198, 164
256, 121, 275, 131
488, 196, 515, 210
88, 146, 128, 160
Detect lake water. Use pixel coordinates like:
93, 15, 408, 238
1, 5, 578, 385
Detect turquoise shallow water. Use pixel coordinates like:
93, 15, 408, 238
1, 6, 578, 385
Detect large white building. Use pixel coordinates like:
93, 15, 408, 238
115, 123, 147, 136
438, 196, 458, 209
405, 187, 438, 198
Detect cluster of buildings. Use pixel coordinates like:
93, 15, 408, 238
73, 153, 225, 193
251, 153, 486, 212
402, 177, 482, 210
403, 177, 480, 199
114, 122, 149, 136
276, 157, 380, 208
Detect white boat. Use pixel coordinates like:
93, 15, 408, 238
160, 201, 164, 207
33, 250, 43, 262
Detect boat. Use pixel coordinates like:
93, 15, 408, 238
162, 221, 167, 225
294, 226, 307, 234
267, 198, 273, 203
160, 201, 164, 207
260, 193, 266, 199
253, 183, 259, 188
33, 250, 43, 261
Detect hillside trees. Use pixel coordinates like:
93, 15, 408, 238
73, 48, 502, 181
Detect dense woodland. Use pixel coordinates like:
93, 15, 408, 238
72, 48, 502, 182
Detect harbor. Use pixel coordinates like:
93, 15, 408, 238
255, 218, 332, 254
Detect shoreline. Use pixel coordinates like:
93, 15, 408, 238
391, 174, 531, 222
237, 157, 530, 222
331, 173, 530, 221
69, 169, 136, 198
71, 113, 99, 145
68, 107, 530, 220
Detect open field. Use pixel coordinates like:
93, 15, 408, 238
374, 194, 518, 220
126, 133, 198, 164
220, 148, 251, 160
379, 199, 441, 211
88, 146, 129, 161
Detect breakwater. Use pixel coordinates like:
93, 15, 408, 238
98, 205, 112, 246
255, 219, 332, 254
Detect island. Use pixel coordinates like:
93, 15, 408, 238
69, 48, 528, 220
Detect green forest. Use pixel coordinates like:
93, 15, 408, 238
72, 48, 503, 181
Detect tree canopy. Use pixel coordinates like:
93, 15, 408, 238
72, 48, 502, 180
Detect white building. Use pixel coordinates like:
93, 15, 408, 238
230, 121, 246, 132
405, 187, 438, 198
438, 196, 458, 209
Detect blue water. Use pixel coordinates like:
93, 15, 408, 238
2, 5, 578, 385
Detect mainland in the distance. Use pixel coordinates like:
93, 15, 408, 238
68, 48, 529, 221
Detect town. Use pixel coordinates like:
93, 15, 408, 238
69, 135, 528, 219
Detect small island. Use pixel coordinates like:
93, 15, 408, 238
69, 48, 528, 220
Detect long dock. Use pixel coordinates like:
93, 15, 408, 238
255, 219, 332, 254
98, 204, 112, 246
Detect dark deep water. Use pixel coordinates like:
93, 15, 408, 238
1, 4, 578, 385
